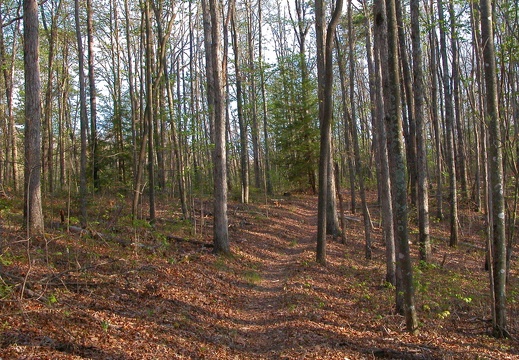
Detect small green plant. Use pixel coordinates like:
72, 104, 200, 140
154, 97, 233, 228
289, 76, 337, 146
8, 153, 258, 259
132, 218, 152, 229
454, 294, 472, 304
382, 281, 396, 290
47, 293, 58, 306
437, 310, 451, 319
289, 239, 298, 247
287, 303, 297, 312
243, 270, 261, 285
0, 283, 13, 298
0, 252, 13, 266
101, 320, 110, 332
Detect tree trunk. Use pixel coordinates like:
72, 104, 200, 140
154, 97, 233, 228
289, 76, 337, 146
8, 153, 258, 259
411, 0, 430, 261
87, 0, 99, 191
1, 13, 20, 192
23, 0, 44, 235
395, 0, 417, 206
428, 0, 443, 221
384, 0, 418, 333
231, 9, 249, 204
74, 0, 88, 228
438, 0, 458, 246
450, 0, 468, 200
372, 0, 396, 285
206, 0, 230, 255
315, 0, 343, 265
258, 1, 273, 196
347, 0, 372, 259
480, 0, 508, 338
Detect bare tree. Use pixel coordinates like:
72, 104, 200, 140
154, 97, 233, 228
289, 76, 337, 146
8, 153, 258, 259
23, 0, 44, 235
384, 0, 418, 333
205, 0, 230, 255
315, 0, 343, 265
411, 0, 430, 261
480, 0, 508, 338
438, 0, 458, 246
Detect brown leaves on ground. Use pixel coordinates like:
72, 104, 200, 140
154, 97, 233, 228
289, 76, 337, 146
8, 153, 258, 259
0, 193, 518, 359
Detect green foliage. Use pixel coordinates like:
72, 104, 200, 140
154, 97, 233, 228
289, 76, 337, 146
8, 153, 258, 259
268, 54, 319, 191
47, 292, 58, 306
243, 270, 261, 285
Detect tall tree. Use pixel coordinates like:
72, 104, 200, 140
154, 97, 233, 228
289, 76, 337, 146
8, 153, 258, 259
411, 0, 430, 261
315, 0, 343, 265
384, 0, 418, 333
205, 0, 230, 254
372, 0, 396, 284
480, 0, 508, 338
438, 0, 458, 246
23, 0, 44, 235
347, 0, 372, 259
231, 3, 249, 204
86, 0, 99, 191
74, 0, 88, 227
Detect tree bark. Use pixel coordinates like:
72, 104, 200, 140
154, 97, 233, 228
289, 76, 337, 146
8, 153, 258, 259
373, 0, 396, 285
315, 0, 343, 265
206, 0, 230, 255
480, 0, 508, 338
23, 0, 44, 235
411, 0, 430, 261
438, 0, 458, 246
74, 0, 88, 228
231, 8, 249, 204
384, 0, 418, 333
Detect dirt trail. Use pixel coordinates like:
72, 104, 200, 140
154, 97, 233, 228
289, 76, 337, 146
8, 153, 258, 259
2, 195, 517, 359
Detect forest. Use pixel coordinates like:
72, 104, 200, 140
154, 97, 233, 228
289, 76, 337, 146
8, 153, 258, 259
0, 0, 518, 358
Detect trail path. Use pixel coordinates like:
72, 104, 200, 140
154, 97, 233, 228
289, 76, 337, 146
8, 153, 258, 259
2, 195, 517, 359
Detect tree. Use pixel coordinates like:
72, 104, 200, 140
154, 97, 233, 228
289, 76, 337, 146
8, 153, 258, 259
371, 0, 396, 285
205, 0, 230, 255
347, 0, 372, 259
231, 3, 249, 204
315, 0, 343, 265
74, 0, 88, 227
438, 0, 459, 247
87, 0, 99, 191
480, 0, 508, 338
411, 0, 430, 261
384, 0, 418, 333
23, 0, 44, 235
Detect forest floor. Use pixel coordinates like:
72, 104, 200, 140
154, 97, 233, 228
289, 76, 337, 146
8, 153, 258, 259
0, 191, 518, 359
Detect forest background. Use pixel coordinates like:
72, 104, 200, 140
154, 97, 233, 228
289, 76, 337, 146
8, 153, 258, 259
0, 0, 519, 357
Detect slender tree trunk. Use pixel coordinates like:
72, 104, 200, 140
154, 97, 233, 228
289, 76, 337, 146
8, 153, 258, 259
348, 0, 372, 259
144, 0, 155, 225
395, 0, 417, 206
411, 0, 430, 261
206, 0, 230, 255
438, 0, 458, 246
315, 0, 343, 265
41, 1, 61, 195
428, 0, 443, 221
480, 0, 508, 338
258, 1, 273, 196
87, 0, 98, 191
231, 10, 249, 204
1, 14, 20, 192
74, 0, 88, 228
373, 0, 396, 285
385, 0, 418, 333
450, 0, 468, 200
23, 0, 44, 235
